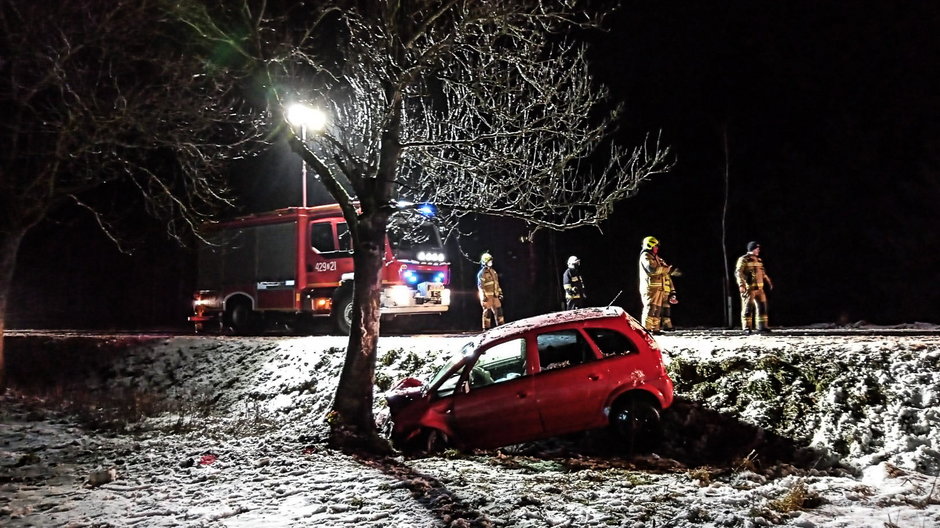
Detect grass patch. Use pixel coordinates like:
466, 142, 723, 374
768, 479, 822, 512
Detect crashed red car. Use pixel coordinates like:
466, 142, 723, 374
384, 307, 674, 453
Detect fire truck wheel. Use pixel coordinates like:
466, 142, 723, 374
227, 301, 258, 335
333, 288, 353, 335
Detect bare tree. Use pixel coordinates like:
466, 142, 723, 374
0, 0, 267, 386
183, 0, 672, 450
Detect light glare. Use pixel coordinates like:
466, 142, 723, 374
286, 104, 327, 131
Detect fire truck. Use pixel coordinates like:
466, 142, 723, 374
187, 204, 451, 334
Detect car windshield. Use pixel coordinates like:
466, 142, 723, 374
429, 341, 477, 395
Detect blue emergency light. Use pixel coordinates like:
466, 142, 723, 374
416, 203, 437, 217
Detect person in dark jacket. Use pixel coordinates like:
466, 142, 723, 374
563, 255, 587, 309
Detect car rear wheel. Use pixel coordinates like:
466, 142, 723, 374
610, 396, 662, 454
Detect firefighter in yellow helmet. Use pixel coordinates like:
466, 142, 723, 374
735, 241, 774, 334
477, 252, 505, 329
638, 236, 675, 333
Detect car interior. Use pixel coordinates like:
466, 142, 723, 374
584, 328, 640, 357
468, 338, 527, 388
536, 330, 595, 371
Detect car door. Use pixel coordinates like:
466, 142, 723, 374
531, 328, 610, 434
449, 338, 541, 448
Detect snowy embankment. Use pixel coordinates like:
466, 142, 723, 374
2, 331, 939, 527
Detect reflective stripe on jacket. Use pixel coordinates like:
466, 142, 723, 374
563, 268, 585, 300
735, 253, 771, 291
477, 266, 502, 297
639, 250, 669, 291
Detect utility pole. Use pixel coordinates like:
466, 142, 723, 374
721, 124, 733, 328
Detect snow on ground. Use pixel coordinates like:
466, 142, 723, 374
2, 330, 940, 527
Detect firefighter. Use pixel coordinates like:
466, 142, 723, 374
563, 255, 587, 309
661, 258, 679, 331
735, 241, 774, 334
638, 236, 673, 333
477, 252, 505, 329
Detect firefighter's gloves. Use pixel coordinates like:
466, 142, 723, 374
669, 267, 683, 277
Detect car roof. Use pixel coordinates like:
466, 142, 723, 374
477, 306, 633, 348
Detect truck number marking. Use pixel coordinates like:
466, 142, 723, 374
314, 261, 337, 272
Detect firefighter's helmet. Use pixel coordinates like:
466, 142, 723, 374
642, 236, 660, 250
567, 255, 580, 267
480, 252, 493, 265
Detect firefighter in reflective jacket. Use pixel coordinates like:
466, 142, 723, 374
735, 241, 774, 334
638, 236, 673, 332
661, 261, 678, 331
563, 255, 587, 310
477, 252, 505, 329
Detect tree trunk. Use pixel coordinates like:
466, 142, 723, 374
328, 208, 392, 453
327, 62, 402, 453
0, 228, 26, 390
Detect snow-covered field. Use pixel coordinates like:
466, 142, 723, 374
2, 330, 939, 527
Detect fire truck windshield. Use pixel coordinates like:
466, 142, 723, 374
388, 222, 444, 260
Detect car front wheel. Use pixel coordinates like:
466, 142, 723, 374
402, 427, 448, 456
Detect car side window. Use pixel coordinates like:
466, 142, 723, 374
436, 369, 464, 397
536, 330, 594, 371
585, 328, 639, 357
468, 338, 527, 388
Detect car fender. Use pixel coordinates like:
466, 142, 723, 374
401, 409, 459, 447
603, 381, 670, 417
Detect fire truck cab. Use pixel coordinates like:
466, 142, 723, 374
188, 204, 451, 334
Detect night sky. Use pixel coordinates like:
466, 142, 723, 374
9, 1, 939, 330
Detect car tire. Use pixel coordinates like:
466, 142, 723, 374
403, 427, 448, 456
610, 396, 662, 454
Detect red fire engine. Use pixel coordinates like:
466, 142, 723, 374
188, 204, 451, 334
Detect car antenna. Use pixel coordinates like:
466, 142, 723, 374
606, 290, 622, 308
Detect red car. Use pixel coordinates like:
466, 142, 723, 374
384, 307, 674, 453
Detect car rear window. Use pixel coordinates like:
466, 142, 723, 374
585, 328, 639, 357
536, 330, 595, 371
